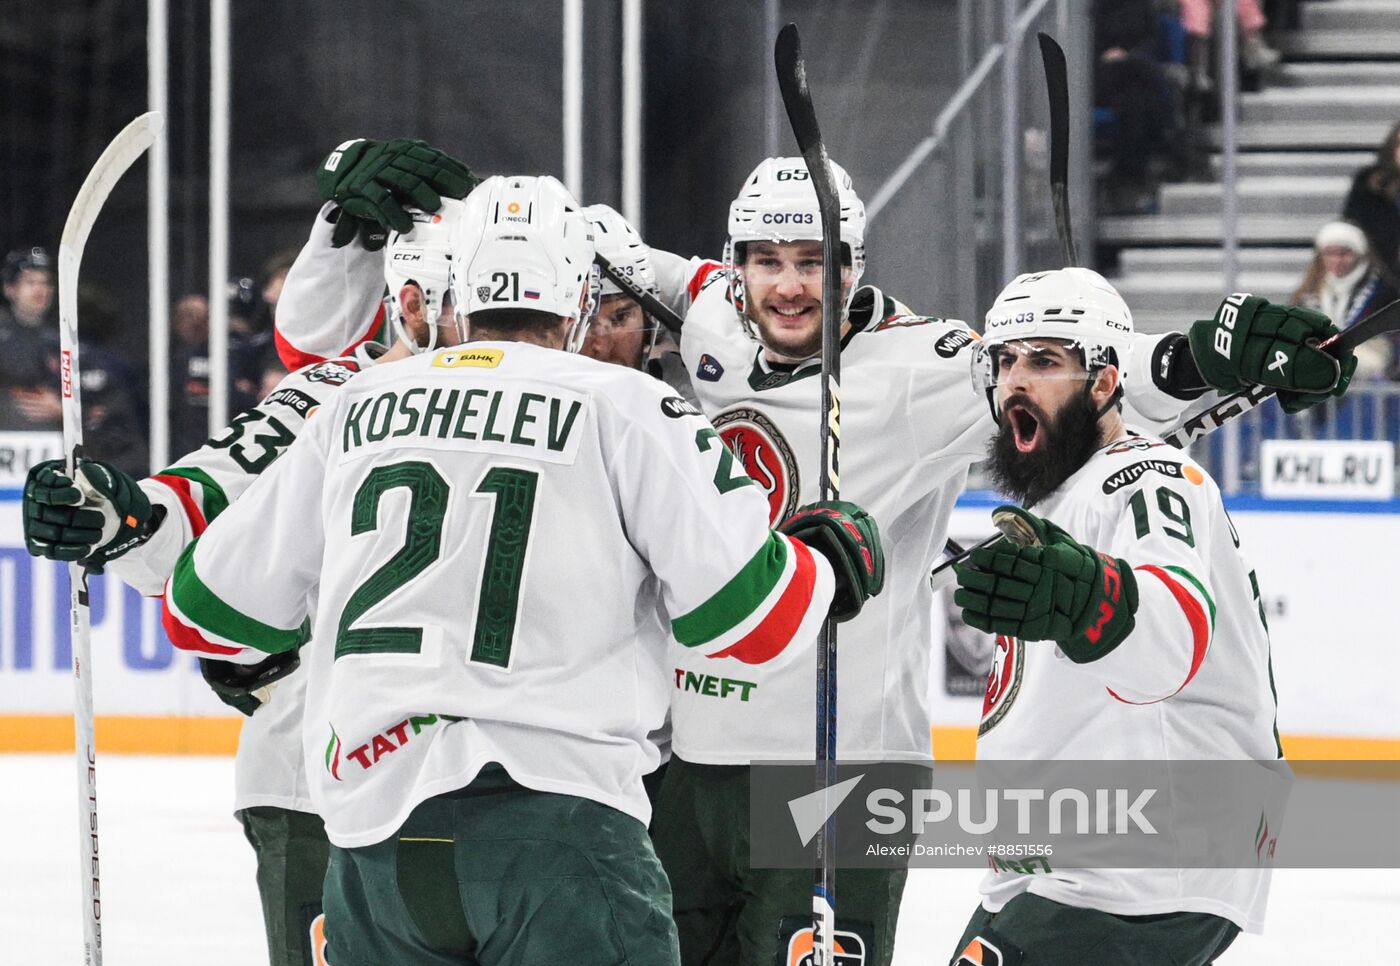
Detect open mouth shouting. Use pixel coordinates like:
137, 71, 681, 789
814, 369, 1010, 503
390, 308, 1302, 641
1006, 402, 1045, 453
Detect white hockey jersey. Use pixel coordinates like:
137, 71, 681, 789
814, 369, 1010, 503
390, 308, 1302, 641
665, 259, 1219, 763
975, 433, 1281, 932
110, 353, 369, 814
162, 342, 835, 847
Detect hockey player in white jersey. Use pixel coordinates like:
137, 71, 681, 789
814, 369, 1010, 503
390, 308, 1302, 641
267, 145, 1356, 966
160, 174, 886, 966
948, 270, 1288, 964
21, 146, 473, 966
644, 157, 1355, 966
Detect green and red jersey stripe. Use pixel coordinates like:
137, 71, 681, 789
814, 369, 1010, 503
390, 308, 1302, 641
274, 302, 387, 371
711, 537, 819, 664
1110, 564, 1214, 705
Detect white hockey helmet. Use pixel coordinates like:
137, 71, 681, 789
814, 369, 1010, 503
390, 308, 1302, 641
384, 198, 461, 353
723, 156, 867, 337
583, 203, 659, 299
973, 267, 1134, 417
450, 175, 598, 352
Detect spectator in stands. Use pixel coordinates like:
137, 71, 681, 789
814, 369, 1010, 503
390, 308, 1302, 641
170, 294, 213, 456
1094, 0, 1179, 214
0, 246, 148, 472
1179, 0, 1280, 94
1343, 121, 1400, 285
1291, 221, 1398, 381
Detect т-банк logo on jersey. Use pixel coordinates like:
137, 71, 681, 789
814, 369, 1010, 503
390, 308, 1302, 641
711, 407, 799, 524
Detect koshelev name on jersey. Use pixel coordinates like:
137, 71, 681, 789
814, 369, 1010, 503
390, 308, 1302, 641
712, 407, 799, 524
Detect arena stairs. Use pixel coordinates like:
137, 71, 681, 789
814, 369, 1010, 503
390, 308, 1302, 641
1099, 0, 1400, 333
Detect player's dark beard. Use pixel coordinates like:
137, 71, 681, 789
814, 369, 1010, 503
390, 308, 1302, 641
986, 383, 1104, 507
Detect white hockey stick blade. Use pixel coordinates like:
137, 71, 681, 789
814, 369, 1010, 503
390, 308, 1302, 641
59, 111, 163, 458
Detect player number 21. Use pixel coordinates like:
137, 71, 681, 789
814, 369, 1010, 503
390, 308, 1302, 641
335, 461, 537, 667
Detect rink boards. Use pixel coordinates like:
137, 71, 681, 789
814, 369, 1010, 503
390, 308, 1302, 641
1, 486, 1397, 758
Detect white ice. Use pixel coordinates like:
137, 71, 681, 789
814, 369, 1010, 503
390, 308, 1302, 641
1, 755, 1394, 964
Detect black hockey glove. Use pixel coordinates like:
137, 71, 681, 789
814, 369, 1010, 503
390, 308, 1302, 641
778, 500, 884, 622
316, 138, 479, 251
24, 458, 161, 572
1188, 294, 1357, 414
201, 651, 301, 717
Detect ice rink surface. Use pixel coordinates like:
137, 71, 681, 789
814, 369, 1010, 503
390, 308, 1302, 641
1, 754, 1394, 964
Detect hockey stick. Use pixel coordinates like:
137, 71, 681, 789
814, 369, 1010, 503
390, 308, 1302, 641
932, 298, 1400, 582
775, 22, 842, 965
595, 252, 687, 334
1037, 33, 1078, 268
59, 110, 163, 966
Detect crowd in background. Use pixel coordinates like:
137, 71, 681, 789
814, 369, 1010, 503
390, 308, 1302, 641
1093, 0, 1294, 215
0, 245, 293, 475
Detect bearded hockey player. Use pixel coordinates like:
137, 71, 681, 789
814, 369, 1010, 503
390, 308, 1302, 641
160, 174, 885, 966
645, 156, 1354, 966
949, 270, 1295, 965
21, 141, 473, 966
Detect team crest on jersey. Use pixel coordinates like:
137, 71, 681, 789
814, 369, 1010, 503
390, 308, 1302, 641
713, 407, 798, 524
697, 353, 724, 381
871, 313, 939, 332
979, 634, 1024, 737
1105, 437, 1167, 455
778, 916, 869, 966
305, 360, 359, 385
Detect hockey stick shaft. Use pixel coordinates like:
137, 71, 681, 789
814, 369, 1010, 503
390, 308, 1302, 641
59, 111, 162, 966
1037, 33, 1078, 268
595, 252, 686, 334
775, 22, 841, 965
935, 299, 1400, 577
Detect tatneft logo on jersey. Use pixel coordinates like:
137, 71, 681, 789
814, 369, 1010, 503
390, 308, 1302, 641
779, 918, 867, 966
674, 668, 757, 701
713, 407, 799, 524
433, 348, 504, 368
324, 715, 452, 781
979, 634, 1024, 737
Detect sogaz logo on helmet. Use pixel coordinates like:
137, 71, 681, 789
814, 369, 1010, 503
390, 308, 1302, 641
762, 212, 815, 226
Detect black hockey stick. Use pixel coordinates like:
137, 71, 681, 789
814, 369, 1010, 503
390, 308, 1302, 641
775, 21, 842, 965
594, 252, 687, 335
1037, 33, 1079, 267
933, 298, 1400, 580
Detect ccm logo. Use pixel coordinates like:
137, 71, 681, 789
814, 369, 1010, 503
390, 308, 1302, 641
1213, 292, 1251, 359
761, 212, 814, 225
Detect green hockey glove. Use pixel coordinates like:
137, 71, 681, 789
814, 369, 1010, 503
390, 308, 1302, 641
23, 458, 160, 571
316, 138, 479, 250
200, 651, 301, 717
778, 500, 884, 623
1187, 294, 1357, 414
953, 506, 1138, 662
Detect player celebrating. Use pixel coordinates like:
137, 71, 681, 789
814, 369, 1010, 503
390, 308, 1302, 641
22, 139, 475, 966
949, 270, 1294, 963
159, 174, 886, 966
267, 145, 1356, 965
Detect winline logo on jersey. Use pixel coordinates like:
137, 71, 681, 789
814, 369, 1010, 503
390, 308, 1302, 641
746, 759, 1399, 871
